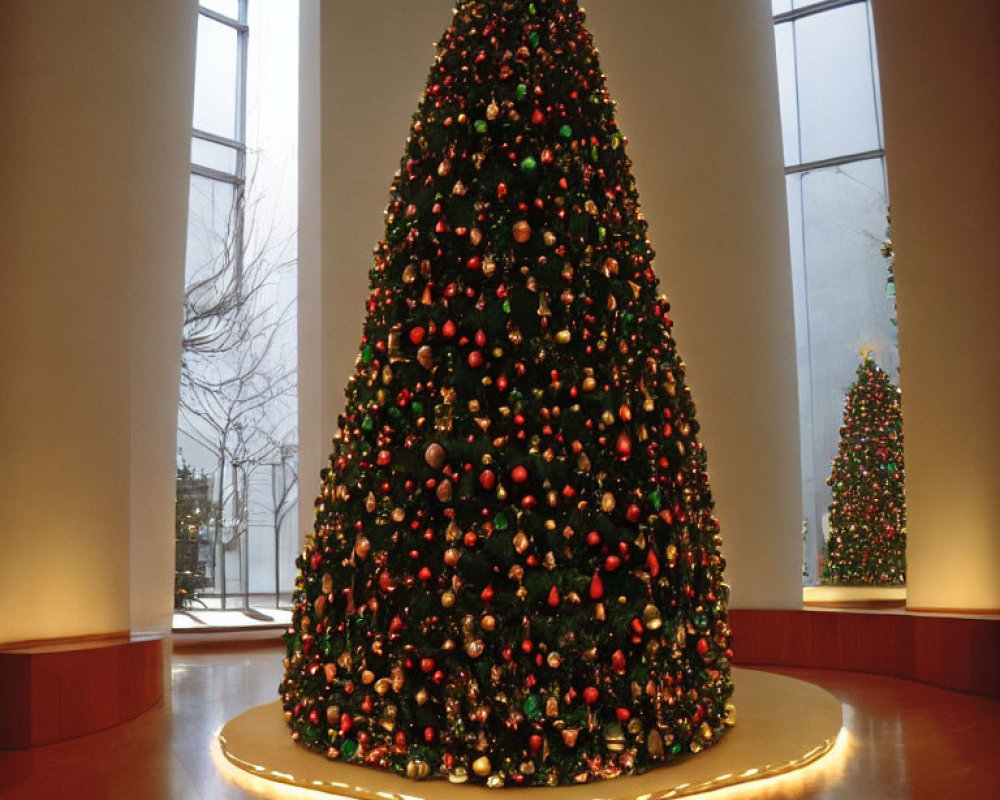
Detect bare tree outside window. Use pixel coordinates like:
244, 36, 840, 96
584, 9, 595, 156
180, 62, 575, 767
178, 173, 297, 610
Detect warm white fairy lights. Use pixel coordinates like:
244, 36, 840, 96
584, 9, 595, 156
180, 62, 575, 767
212, 723, 853, 800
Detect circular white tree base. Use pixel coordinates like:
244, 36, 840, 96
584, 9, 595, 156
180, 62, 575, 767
215, 668, 845, 799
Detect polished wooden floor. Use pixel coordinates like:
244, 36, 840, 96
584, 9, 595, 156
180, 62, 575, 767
0, 645, 996, 799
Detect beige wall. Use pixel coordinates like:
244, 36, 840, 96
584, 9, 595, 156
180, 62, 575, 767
298, 2, 453, 541
298, 0, 321, 548
303, 1, 802, 608
587, 1, 801, 608
0, 1, 196, 643
873, 0, 1000, 611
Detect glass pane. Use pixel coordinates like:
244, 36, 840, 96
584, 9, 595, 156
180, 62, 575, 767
774, 23, 800, 166
794, 3, 882, 163
785, 174, 816, 579
193, 15, 238, 139
772, 0, 793, 14
191, 137, 239, 175
793, 0, 834, 8
185, 175, 236, 281
866, 3, 885, 150
793, 158, 895, 579
200, 0, 240, 21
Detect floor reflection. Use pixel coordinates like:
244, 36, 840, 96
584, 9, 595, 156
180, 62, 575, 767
0, 649, 995, 800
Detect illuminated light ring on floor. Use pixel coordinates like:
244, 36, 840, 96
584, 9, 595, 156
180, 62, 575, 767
213, 668, 848, 800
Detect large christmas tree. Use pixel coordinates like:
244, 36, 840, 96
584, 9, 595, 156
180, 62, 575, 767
823, 354, 906, 585
281, 0, 733, 787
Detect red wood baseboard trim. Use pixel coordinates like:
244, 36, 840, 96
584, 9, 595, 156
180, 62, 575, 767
0, 630, 132, 653
0, 634, 163, 749
905, 607, 1000, 616
730, 609, 1000, 698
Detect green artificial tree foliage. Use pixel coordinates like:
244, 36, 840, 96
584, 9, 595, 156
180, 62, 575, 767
281, 0, 733, 786
823, 354, 906, 585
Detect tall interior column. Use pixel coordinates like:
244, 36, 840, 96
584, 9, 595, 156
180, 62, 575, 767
873, 0, 1000, 612
304, 0, 801, 608
586, 1, 801, 608
0, 0, 196, 644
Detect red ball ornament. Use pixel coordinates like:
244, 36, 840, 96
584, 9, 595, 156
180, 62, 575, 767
611, 649, 626, 674
511, 465, 529, 483
479, 469, 497, 490
468, 350, 484, 368
442, 320, 456, 337
586, 531, 601, 546
409, 326, 425, 345
604, 554, 622, 572
647, 549, 661, 577
615, 431, 633, 459
379, 571, 396, 592
583, 686, 599, 705
626, 503, 641, 523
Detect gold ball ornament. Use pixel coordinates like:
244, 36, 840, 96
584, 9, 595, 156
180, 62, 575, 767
465, 639, 485, 658
424, 442, 446, 469
406, 759, 431, 780
472, 756, 492, 777
512, 220, 532, 243
642, 603, 663, 630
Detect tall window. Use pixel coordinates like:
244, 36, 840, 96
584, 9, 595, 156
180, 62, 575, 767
772, 0, 897, 583
176, 1, 299, 617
